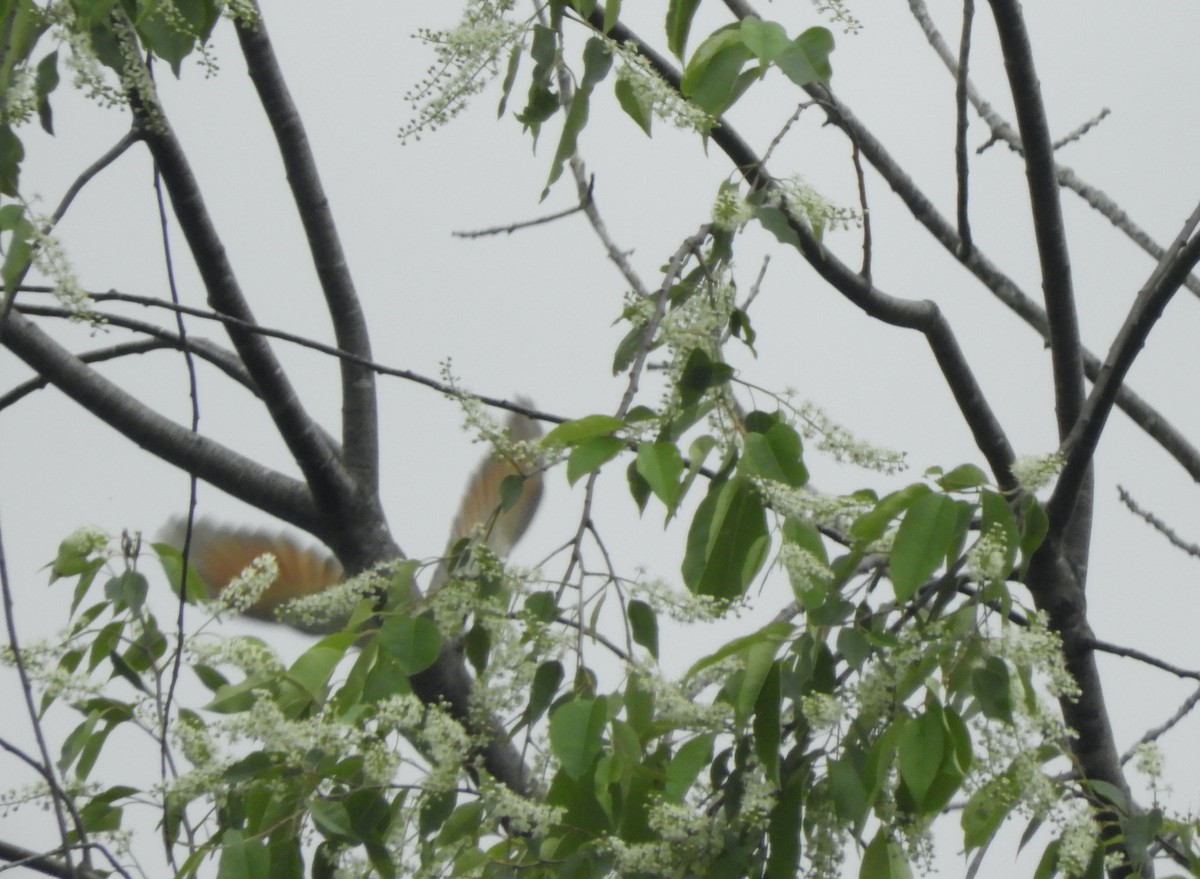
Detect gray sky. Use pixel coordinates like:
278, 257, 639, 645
3, 2, 1200, 876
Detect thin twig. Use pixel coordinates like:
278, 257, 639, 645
1052, 108, 1110, 151
452, 179, 594, 238
1118, 684, 1200, 765
151, 129, 200, 870
0, 518, 83, 874
1088, 638, 1200, 682
1116, 486, 1200, 558
16, 287, 566, 427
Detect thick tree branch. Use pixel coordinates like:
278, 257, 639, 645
235, 11, 380, 490
1051, 211, 1200, 525
121, 41, 363, 524
0, 325, 254, 411
0, 310, 324, 535
795, 85, 1200, 485
986, 0, 1084, 438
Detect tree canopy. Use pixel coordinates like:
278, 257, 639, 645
2, 3, 1200, 879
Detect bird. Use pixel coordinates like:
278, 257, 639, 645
159, 404, 544, 628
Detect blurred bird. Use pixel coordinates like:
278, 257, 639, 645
159, 404, 544, 627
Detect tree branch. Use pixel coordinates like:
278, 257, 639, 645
0, 309, 324, 535
1051, 209, 1200, 525
120, 31, 363, 524
594, 14, 1018, 490
986, 0, 1084, 438
235, 11, 380, 490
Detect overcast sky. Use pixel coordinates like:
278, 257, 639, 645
3, 2, 1200, 876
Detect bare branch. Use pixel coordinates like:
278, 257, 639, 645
1051, 205, 1200, 524
452, 178, 593, 238
955, 0, 974, 256
986, 0, 1084, 439
0, 333, 252, 411
592, 13, 1018, 492
0, 309, 324, 535
1117, 485, 1200, 558
235, 13, 380, 490
1119, 685, 1200, 764
907, 0, 1200, 300
119, 28, 361, 524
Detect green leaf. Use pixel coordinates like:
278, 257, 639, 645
614, 76, 652, 136
627, 599, 658, 658
774, 27, 834, 87
496, 473, 525, 511
971, 656, 1014, 722
35, 50, 59, 135
962, 774, 1018, 850
680, 25, 753, 115
677, 347, 734, 408
860, 829, 912, 879
626, 459, 652, 513
936, 463, 989, 491
285, 631, 356, 704
567, 435, 625, 485
379, 616, 442, 675
755, 204, 801, 248
742, 422, 808, 487
635, 440, 683, 508
543, 414, 624, 447
496, 43, 522, 118
1018, 494, 1049, 577
767, 767, 804, 879
603, 0, 621, 33
311, 798, 356, 841
527, 660, 564, 724
104, 570, 148, 613
685, 620, 792, 681
549, 698, 608, 780
664, 735, 713, 801
890, 493, 963, 601
739, 18, 789, 61
544, 37, 611, 194
217, 830, 269, 879
752, 660, 781, 783
980, 488, 1019, 575
666, 0, 702, 58
898, 705, 945, 808
829, 757, 870, 826
1, 201, 33, 293
681, 476, 769, 599
850, 483, 931, 547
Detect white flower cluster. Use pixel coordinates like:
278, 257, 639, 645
1010, 452, 1063, 494
794, 399, 906, 474
773, 175, 861, 236
635, 670, 733, 733
607, 38, 715, 134
1056, 808, 1098, 878
999, 612, 1079, 701
277, 565, 390, 631
214, 553, 278, 614
779, 542, 833, 600
26, 218, 99, 324
629, 572, 742, 624
400, 1, 522, 144
480, 778, 564, 837
800, 692, 844, 730
711, 183, 754, 232
811, 0, 863, 34
966, 523, 1010, 587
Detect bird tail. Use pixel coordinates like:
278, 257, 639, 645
159, 404, 544, 624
